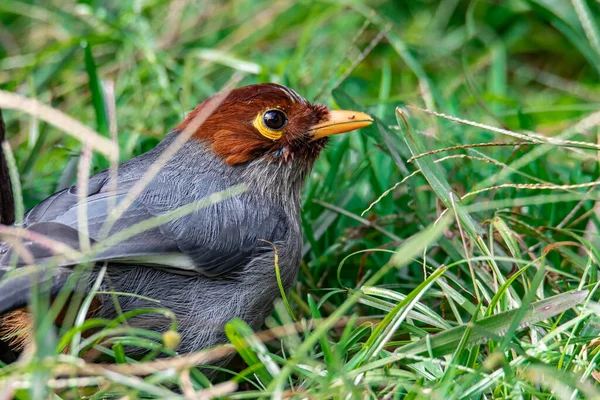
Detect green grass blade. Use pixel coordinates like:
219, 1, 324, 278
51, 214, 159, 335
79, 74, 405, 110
82, 41, 108, 136
394, 290, 588, 359
225, 318, 275, 385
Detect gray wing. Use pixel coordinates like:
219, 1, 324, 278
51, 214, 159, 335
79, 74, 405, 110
0, 160, 287, 278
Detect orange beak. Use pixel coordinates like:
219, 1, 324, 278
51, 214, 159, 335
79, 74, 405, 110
308, 110, 373, 141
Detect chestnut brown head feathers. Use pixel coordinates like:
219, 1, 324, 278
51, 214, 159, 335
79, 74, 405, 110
176, 83, 372, 165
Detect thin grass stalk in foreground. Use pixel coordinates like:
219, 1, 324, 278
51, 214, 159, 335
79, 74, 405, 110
101, 79, 120, 218
76, 144, 92, 254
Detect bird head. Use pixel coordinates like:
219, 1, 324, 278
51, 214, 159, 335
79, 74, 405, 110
176, 83, 373, 166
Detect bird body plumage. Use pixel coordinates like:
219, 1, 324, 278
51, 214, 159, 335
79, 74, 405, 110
0, 83, 372, 358
0, 131, 305, 353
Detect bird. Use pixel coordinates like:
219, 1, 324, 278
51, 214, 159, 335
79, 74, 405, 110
0, 83, 372, 359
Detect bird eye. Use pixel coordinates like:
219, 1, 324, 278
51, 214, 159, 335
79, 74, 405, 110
262, 110, 287, 130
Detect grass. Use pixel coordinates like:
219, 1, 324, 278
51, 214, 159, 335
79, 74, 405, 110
1, 0, 600, 398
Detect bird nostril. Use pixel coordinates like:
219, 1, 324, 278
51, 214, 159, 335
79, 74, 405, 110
348, 114, 356, 120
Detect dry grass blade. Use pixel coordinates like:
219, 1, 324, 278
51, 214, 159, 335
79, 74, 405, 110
407, 141, 535, 162
1, 237, 34, 265
194, 381, 238, 400
0, 90, 118, 159
76, 144, 92, 253
53, 346, 235, 376
50, 316, 378, 377
407, 106, 600, 151
101, 79, 120, 216
461, 180, 600, 200
0, 225, 81, 262
0, 378, 17, 400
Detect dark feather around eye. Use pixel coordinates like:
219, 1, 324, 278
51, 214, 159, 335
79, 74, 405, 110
263, 110, 287, 130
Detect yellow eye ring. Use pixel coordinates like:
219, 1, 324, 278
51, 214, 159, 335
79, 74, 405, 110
253, 109, 287, 140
